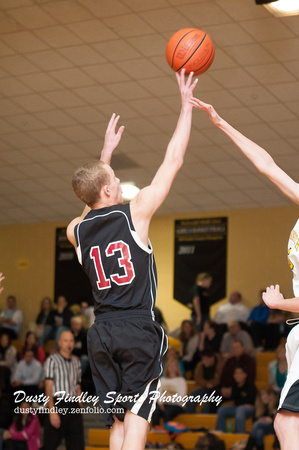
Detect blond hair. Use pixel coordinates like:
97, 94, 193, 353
196, 272, 211, 284
255, 387, 277, 419
72, 160, 110, 207
164, 359, 182, 378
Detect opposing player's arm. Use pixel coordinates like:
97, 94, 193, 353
0, 272, 4, 295
190, 97, 299, 205
263, 284, 299, 313
131, 70, 198, 226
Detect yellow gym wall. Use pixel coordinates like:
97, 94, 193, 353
0, 204, 298, 336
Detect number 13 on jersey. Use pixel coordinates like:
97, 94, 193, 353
90, 241, 136, 289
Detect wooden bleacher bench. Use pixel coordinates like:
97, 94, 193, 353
187, 380, 195, 395
264, 434, 275, 450
11, 339, 22, 353
85, 448, 110, 450
167, 336, 180, 353
255, 351, 276, 389
175, 413, 252, 433
88, 429, 110, 447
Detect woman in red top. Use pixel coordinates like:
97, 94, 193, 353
19, 332, 45, 365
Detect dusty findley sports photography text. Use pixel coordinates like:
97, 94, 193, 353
13, 389, 223, 409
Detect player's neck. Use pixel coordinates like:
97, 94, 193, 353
92, 199, 122, 210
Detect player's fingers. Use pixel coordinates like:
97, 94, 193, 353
186, 71, 194, 88
106, 113, 116, 132
175, 71, 181, 88
191, 78, 198, 91
116, 126, 125, 137
180, 68, 186, 86
111, 115, 120, 132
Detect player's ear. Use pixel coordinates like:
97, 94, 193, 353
102, 184, 110, 197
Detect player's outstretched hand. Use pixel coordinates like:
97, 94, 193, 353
262, 284, 284, 309
176, 69, 198, 108
103, 113, 125, 154
0, 272, 4, 295
189, 97, 221, 127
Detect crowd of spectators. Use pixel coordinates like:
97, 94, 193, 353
0, 274, 292, 450
157, 288, 292, 449
0, 274, 91, 450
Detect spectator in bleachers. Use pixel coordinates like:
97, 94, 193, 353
70, 316, 89, 375
195, 432, 226, 450
220, 340, 256, 400
191, 319, 222, 369
11, 349, 44, 397
154, 306, 168, 334
52, 295, 74, 343
0, 332, 18, 379
214, 291, 250, 327
2, 400, 42, 450
178, 320, 199, 373
165, 346, 185, 377
220, 320, 254, 359
199, 320, 222, 354
80, 301, 94, 329
0, 392, 14, 448
35, 297, 56, 347
0, 296, 23, 339
190, 272, 213, 332
268, 344, 287, 396
247, 289, 270, 348
152, 359, 187, 427
186, 349, 223, 414
216, 365, 257, 433
244, 387, 277, 450
19, 331, 45, 365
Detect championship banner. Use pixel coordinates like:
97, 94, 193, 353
174, 217, 227, 306
54, 227, 93, 305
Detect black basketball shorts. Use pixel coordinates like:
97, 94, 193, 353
87, 311, 168, 427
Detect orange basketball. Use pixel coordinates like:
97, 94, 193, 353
166, 28, 215, 76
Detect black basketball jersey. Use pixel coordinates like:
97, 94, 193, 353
74, 203, 157, 317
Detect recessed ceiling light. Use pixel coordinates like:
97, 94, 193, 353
120, 183, 140, 201
264, 0, 299, 17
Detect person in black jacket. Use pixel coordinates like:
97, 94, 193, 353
190, 272, 213, 332
36, 297, 56, 347
216, 365, 257, 433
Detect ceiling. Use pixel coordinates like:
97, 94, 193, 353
1, 0, 299, 225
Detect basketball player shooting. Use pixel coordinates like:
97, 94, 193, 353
190, 95, 299, 450
67, 70, 198, 450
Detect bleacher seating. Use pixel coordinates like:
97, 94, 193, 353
86, 427, 275, 450
255, 351, 276, 389
175, 413, 253, 433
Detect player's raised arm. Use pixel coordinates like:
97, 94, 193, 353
67, 114, 124, 248
131, 70, 198, 227
190, 97, 299, 205
100, 113, 125, 165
